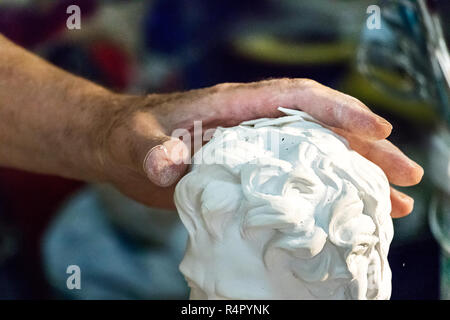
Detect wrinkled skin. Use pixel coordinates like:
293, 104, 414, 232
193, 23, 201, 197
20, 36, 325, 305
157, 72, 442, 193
105, 79, 423, 215
0, 34, 423, 215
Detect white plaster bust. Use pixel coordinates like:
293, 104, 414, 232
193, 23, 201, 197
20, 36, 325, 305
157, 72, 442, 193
174, 107, 393, 300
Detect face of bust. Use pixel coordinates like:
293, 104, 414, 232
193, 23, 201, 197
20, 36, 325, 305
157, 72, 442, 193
178, 179, 348, 300
175, 109, 393, 300
180, 223, 322, 300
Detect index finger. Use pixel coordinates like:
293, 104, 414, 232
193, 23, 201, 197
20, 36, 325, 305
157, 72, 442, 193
246, 79, 393, 140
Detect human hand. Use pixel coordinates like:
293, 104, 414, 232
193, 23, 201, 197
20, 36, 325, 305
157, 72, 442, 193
100, 79, 423, 217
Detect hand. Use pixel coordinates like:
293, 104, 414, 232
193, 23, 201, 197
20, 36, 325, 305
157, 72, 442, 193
100, 79, 423, 217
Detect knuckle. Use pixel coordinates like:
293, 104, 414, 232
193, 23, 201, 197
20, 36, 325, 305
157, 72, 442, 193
212, 82, 237, 91
295, 78, 318, 87
274, 78, 318, 89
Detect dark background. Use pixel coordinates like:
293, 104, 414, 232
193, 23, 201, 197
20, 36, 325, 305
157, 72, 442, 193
0, 0, 448, 299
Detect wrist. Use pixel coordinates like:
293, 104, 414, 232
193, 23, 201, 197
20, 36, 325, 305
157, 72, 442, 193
58, 88, 123, 183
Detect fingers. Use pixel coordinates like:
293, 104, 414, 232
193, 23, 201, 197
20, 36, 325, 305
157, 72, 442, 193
285, 80, 392, 140
232, 79, 393, 140
332, 128, 424, 186
155, 78, 392, 142
390, 187, 414, 218
143, 138, 189, 187
331, 128, 420, 218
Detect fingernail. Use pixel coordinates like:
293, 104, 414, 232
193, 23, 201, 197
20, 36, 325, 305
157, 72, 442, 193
409, 161, 424, 184
376, 116, 393, 134
143, 145, 181, 187
398, 191, 413, 202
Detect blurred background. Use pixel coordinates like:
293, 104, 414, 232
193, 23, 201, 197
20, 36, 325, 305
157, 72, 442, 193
0, 0, 448, 299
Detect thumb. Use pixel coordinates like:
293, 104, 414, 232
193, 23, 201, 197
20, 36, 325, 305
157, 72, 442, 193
142, 137, 190, 187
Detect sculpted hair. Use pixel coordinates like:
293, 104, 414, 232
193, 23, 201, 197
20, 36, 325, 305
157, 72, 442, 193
175, 109, 393, 300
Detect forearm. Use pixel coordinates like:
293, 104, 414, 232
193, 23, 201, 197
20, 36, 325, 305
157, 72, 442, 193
0, 34, 122, 181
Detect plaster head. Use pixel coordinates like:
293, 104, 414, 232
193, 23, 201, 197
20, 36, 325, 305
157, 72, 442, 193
174, 107, 393, 300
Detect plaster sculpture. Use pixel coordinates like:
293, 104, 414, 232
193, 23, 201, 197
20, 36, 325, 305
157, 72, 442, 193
174, 107, 393, 300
